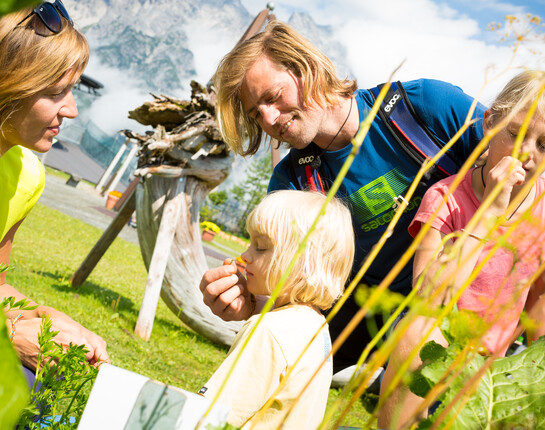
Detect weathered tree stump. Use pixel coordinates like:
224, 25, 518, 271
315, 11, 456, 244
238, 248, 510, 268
130, 82, 242, 345
135, 174, 241, 345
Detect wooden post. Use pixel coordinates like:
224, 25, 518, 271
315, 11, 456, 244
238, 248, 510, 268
105, 142, 139, 196
234, 9, 269, 46
70, 185, 137, 287
95, 137, 130, 193
232, 4, 275, 48
113, 177, 141, 212
134, 178, 184, 341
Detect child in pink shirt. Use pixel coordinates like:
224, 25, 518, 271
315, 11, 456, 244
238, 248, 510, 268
409, 168, 545, 355
379, 70, 545, 428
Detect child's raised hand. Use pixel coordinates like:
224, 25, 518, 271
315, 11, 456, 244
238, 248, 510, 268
483, 156, 526, 218
199, 258, 256, 321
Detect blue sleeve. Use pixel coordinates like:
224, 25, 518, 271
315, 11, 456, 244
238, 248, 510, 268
403, 79, 487, 164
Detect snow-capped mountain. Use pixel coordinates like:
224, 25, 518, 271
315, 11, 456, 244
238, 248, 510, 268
64, 0, 352, 94
288, 12, 351, 80
65, 0, 252, 92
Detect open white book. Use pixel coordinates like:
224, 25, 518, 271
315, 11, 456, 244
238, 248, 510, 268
78, 363, 229, 430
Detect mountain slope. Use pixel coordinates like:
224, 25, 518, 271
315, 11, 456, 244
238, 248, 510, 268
66, 0, 352, 93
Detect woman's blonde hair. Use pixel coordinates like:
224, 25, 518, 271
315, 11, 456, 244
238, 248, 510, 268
0, 6, 89, 124
214, 21, 357, 156
489, 70, 545, 125
246, 190, 355, 310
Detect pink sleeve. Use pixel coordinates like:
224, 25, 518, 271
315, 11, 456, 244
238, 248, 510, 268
409, 182, 457, 238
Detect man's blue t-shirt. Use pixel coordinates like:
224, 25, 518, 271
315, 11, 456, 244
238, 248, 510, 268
269, 79, 486, 297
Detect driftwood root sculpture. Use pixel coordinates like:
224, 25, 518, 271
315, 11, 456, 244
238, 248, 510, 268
129, 81, 242, 345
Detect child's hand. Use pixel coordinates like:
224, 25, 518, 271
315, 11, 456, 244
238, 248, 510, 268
199, 259, 256, 321
483, 156, 526, 218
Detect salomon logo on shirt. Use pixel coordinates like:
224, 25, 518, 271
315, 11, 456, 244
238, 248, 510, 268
348, 168, 411, 222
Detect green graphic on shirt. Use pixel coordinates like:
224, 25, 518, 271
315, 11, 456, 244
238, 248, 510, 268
360, 196, 422, 232
348, 168, 412, 223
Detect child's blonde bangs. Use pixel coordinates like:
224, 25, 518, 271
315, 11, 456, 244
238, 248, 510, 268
246, 191, 355, 309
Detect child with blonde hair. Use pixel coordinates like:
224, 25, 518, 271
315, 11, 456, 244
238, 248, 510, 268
199, 190, 354, 429
379, 70, 545, 428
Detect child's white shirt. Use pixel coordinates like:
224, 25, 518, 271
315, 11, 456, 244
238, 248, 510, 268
200, 303, 332, 429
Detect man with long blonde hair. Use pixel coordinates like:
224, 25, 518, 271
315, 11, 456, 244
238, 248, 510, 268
201, 21, 487, 377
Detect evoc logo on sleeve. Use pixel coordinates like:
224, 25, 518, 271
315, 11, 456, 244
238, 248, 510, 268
384, 92, 401, 113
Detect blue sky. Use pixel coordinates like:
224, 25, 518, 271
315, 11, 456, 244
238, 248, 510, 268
439, 0, 545, 32
242, 0, 545, 31
240, 0, 545, 104
68, 0, 544, 134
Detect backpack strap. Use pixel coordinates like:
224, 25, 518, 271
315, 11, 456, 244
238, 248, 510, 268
369, 81, 460, 179
289, 144, 329, 194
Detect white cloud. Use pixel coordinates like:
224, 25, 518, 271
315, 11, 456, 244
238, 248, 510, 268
242, 0, 543, 105
81, 59, 152, 135
181, 22, 241, 97
336, 4, 505, 97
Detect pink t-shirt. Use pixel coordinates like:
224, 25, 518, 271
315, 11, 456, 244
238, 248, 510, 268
409, 168, 545, 355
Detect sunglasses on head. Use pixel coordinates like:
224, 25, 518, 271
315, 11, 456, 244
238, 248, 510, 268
17, 0, 73, 35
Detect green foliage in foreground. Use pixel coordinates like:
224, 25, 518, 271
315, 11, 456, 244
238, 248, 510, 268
0, 285, 33, 428
9, 201, 370, 428
0, 310, 28, 429
0, 0, 39, 15
2, 291, 95, 428
17, 316, 98, 429
410, 312, 545, 429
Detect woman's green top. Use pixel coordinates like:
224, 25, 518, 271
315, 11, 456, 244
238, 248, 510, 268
0, 145, 45, 241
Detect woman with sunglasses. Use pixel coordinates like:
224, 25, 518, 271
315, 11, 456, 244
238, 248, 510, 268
0, 1, 109, 379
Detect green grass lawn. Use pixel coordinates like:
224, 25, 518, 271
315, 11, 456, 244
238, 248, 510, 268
8, 203, 371, 428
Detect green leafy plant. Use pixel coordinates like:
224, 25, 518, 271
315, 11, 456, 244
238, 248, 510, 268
16, 315, 99, 429
409, 312, 545, 429
2, 263, 37, 315
0, 310, 28, 429
0, 291, 34, 428
2, 285, 98, 429
1, 296, 37, 313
